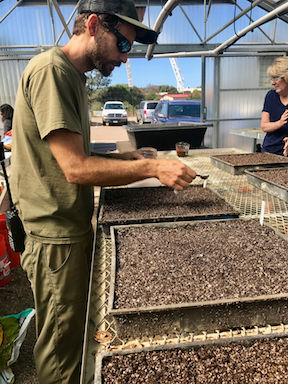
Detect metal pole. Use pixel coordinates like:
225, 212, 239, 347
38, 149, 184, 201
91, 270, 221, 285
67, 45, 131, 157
0, 0, 23, 24
50, 0, 72, 39
201, 55, 206, 123
213, 56, 220, 148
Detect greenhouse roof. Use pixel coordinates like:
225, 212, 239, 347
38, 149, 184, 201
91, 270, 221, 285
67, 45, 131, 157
1, 0, 288, 61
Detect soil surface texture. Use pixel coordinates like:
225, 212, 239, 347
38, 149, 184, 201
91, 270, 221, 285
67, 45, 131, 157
252, 168, 288, 188
114, 220, 288, 309
212, 152, 288, 166
101, 336, 288, 383
99, 186, 238, 225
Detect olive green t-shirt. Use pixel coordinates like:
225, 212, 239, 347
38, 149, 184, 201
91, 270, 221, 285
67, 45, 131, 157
10, 47, 93, 241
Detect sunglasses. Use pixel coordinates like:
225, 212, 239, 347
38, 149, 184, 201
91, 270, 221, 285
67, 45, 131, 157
107, 25, 132, 54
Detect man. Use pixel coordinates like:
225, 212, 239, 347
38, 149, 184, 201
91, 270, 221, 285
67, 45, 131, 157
10, 0, 196, 383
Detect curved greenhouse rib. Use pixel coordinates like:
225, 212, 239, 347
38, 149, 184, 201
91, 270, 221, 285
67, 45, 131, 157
146, 0, 181, 60
146, 0, 288, 60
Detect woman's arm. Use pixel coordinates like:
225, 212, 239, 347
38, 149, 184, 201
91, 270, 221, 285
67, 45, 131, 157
261, 110, 288, 132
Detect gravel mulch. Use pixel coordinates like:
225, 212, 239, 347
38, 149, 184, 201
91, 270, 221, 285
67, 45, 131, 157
101, 336, 288, 383
114, 220, 288, 309
252, 168, 288, 189
211, 153, 288, 166
99, 186, 238, 225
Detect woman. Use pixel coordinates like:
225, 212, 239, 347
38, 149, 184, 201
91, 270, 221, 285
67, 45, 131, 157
0, 104, 14, 135
261, 57, 288, 155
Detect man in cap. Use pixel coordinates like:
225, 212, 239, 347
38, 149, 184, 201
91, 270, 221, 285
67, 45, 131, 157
11, 0, 196, 383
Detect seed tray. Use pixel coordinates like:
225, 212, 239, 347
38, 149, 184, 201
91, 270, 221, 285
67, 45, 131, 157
98, 185, 239, 235
246, 168, 288, 204
210, 152, 288, 175
95, 332, 288, 384
108, 219, 288, 340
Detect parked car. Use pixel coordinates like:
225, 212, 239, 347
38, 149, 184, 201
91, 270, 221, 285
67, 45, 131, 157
151, 100, 201, 124
136, 100, 159, 124
102, 101, 128, 126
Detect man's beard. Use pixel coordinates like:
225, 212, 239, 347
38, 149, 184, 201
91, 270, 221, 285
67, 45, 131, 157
86, 33, 121, 77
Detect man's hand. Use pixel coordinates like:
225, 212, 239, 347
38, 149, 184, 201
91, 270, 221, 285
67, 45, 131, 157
155, 159, 196, 191
120, 150, 144, 160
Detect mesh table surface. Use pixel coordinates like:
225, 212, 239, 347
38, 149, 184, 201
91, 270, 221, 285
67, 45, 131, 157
82, 148, 288, 383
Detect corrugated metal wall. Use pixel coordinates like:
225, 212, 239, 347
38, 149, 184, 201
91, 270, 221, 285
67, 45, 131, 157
0, 60, 29, 107
204, 55, 277, 152
0, 60, 29, 137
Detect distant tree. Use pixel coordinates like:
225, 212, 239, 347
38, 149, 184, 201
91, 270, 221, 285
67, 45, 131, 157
145, 84, 160, 94
86, 69, 111, 107
159, 85, 178, 94
129, 86, 145, 106
93, 88, 109, 106
186, 89, 201, 100
95, 84, 144, 106
159, 85, 169, 92
104, 84, 130, 102
145, 91, 160, 101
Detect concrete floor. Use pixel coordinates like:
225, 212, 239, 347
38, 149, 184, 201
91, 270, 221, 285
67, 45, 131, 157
90, 115, 135, 143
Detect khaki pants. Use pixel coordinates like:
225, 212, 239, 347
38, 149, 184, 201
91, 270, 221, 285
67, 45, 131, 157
21, 230, 93, 384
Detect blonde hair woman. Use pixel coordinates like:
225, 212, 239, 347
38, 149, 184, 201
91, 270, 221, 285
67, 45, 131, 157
261, 57, 288, 155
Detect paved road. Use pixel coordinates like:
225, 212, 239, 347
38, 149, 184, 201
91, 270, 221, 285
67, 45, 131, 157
90, 115, 137, 144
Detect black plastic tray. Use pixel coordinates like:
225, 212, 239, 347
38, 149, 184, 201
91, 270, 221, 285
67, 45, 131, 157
125, 122, 213, 150
98, 185, 239, 235
108, 219, 288, 340
95, 332, 288, 384
245, 168, 288, 203
211, 153, 288, 175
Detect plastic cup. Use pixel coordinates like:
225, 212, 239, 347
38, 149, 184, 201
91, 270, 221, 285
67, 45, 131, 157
139, 147, 157, 159
175, 141, 190, 157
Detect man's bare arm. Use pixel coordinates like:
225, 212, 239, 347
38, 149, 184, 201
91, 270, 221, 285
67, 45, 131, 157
46, 129, 196, 189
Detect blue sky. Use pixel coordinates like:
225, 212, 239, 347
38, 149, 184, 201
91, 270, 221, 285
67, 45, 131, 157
109, 57, 202, 89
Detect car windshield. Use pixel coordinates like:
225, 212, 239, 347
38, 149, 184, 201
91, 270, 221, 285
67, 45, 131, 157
105, 104, 124, 110
168, 104, 200, 118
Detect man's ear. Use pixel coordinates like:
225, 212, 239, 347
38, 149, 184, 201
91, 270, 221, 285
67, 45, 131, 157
87, 14, 99, 36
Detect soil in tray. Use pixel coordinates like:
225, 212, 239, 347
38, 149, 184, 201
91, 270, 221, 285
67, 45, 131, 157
212, 152, 288, 166
114, 220, 288, 309
101, 337, 288, 383
99, 186, 237, 224
252, 168, 288, 188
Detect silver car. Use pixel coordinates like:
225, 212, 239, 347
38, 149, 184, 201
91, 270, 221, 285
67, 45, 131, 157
136, 100, 159, 124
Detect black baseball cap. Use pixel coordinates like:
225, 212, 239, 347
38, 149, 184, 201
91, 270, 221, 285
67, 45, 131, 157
78, 0, 158, 45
